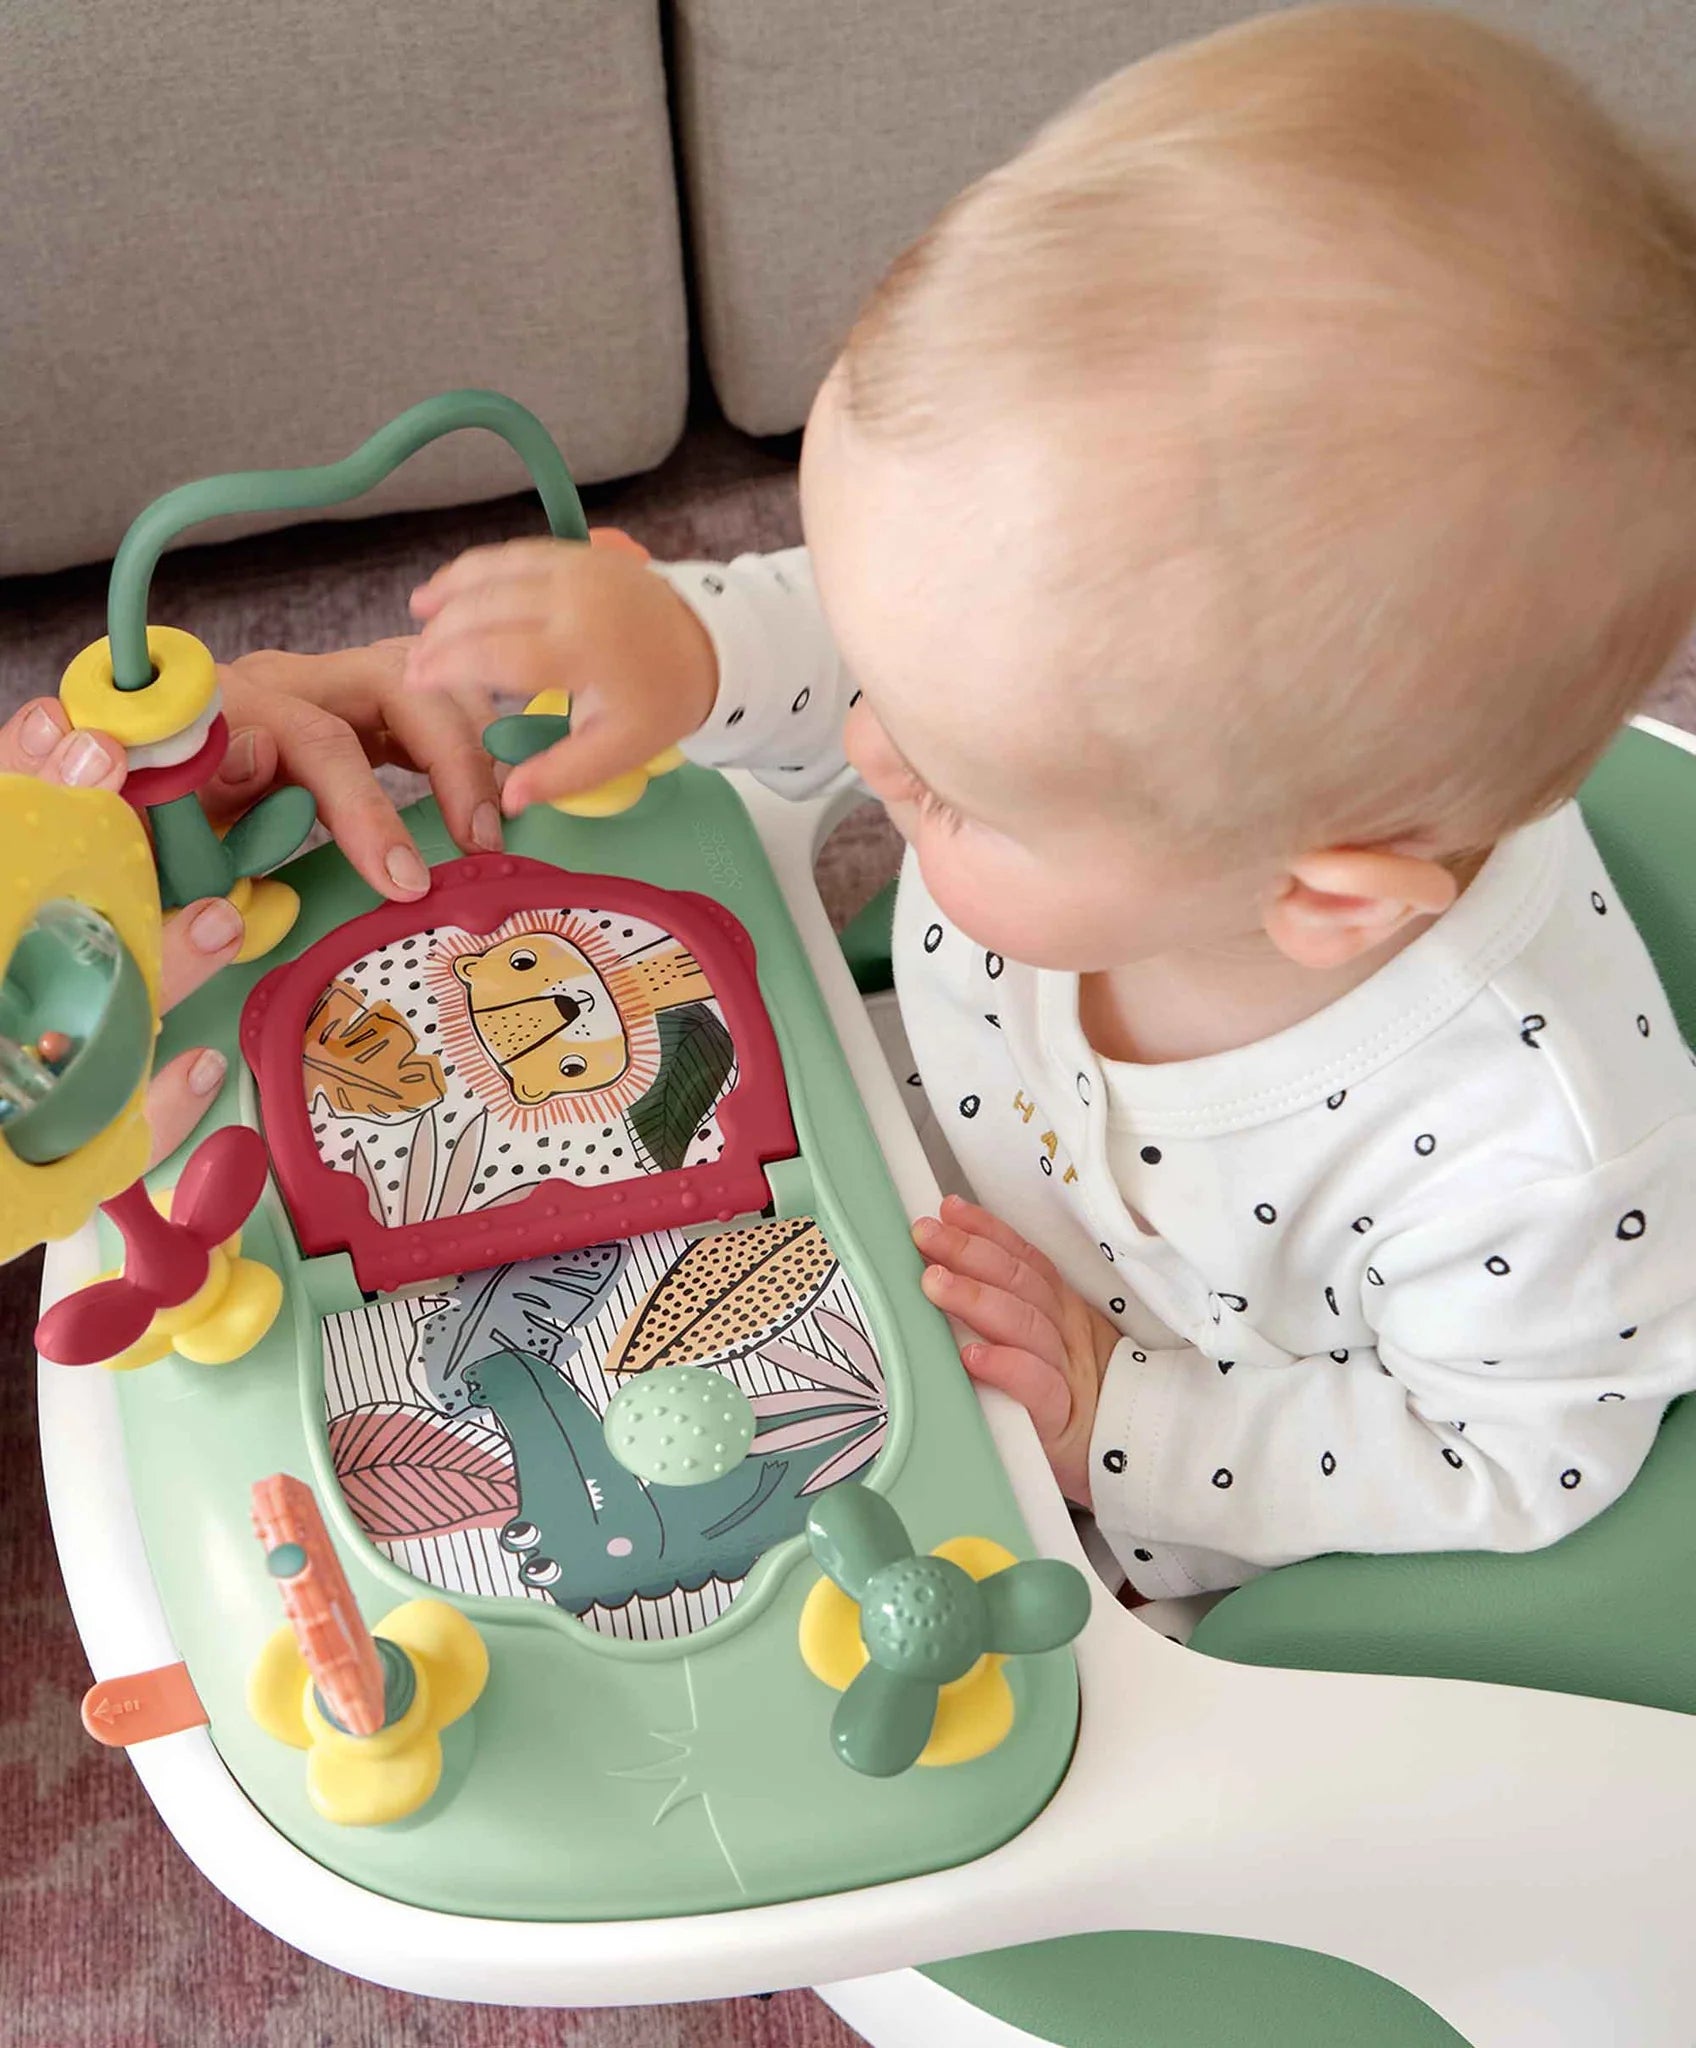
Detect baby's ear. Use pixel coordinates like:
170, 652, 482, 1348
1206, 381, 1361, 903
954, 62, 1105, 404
1263, 848, 1457, 971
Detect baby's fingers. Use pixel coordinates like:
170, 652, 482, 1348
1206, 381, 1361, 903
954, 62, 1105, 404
409, 538, 576, 621
500, 708, 671, 814
958, 1340, 1074, 1446
920, 1262, 1070, 1377
911, 1212, 1062, 1321
937, 1193, 1066, 1291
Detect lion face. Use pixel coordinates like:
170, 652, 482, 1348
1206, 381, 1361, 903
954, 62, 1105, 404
451, 933, 629, 1106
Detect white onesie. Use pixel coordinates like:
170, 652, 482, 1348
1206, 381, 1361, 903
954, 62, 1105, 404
660, 548, 1696, 1600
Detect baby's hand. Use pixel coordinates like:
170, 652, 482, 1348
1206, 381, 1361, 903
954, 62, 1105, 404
913, 1194, 1121, 1509
207, 638, 502, 902
405, 538, 720, 813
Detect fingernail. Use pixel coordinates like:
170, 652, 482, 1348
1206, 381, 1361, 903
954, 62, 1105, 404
187, 897, 245, 953
60, 731, 113, 787
912, 1217, 938, 1243
923, 1265, 949, 1287
386, 843, 430, 897
220, 728, 258, 782
20, 703, 63, 760
471, 801, 503, 852
188, 1049, 227, 1097
962, 1343, 985, 1366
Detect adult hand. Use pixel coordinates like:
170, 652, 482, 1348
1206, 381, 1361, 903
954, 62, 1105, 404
0, 698, 245, 1165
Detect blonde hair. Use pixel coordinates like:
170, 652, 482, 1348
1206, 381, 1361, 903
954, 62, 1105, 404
842, 5, 1696, 858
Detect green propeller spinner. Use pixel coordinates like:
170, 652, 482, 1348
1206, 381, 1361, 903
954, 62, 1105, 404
804, 1484, 1092, 1778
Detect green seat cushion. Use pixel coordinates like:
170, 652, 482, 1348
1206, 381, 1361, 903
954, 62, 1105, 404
924, 1932, 1468, 2048
919, 726, 1696, 2047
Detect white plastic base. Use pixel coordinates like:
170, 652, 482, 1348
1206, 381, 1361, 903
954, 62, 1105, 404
819, 1970, 1041, 2047
36, 741, 1696, 2046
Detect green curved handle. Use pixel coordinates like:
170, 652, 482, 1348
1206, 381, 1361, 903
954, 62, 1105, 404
108, 389, 589, 688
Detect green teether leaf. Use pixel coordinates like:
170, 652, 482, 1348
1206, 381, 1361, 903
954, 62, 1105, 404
483, 713, 571, 766
222, 784, 318, 880
978, 1557, 1093, 1656
831, 1660, 939, 1778
627, 1004, 735, 1174
805, 1482, 913, 1600
149, 793, 235, 908
602, 1365, 756, 1487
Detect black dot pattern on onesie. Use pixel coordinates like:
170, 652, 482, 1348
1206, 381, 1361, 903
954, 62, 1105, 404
1076, 1072, 1091, 1103
1617, 1209, 1646, 1240
1441, 1446, 1463, 1468
1219, 1292, 1247, 1312
848, 689, 862, 707
923, 923, 943, 953
1217, 1359, 1234, 1375
1599, 1390, 1625, 1401
725, 706, 745, 727
1039, 1156, 1053, 1176
1211, 1467, 1233, 1489
1352, 1216, 1373, 1234
1321, 1452, 1337, 1476
1484, 1255, 1511, 1276
1330, 1349, 1349, 1363
1254, 1202, 1277, 1224
1366, 1266, 1385, 1286
1140, 1146, 1162, 1165
1109, 1296, 1126, 1314
1324, 1286, 1340, 1315
1592, 890, 1607, 914
985, 952, 1004, 979
791, 687, 811, 714
1414, 1132, 1436, 1157
958, 1094, 981, 1118
1102, 1448, 1127, 1475
1619, 1327, 1637, 1340
1519, 1014, 1546, 1049
1133, 1547, 1153, 1562
701, 573, 725, 595
1561, 1468, 1582, 1489
1637, 1014, 1651, 1038
1100, 1242, 1115, 1262
1327, 1090, 1347, 1110
1130, 1350, 1147, 1363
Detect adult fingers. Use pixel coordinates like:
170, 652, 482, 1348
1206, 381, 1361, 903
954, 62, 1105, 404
957, 1341, 1074, 1445
409, 538, 578, 620
263, 697, 429, 900
0, 699, 126, 791
379, 689, 504, 854
143, 1046, 230, 1169
911, 1213, 1062, 1321
158, 897, 247, 1011
919, 1262, 1070, 1378
199, 721, 282, 826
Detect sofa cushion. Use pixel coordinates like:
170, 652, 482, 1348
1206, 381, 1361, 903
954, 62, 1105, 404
0, 0, 687, 575
673, 0, 1696, 438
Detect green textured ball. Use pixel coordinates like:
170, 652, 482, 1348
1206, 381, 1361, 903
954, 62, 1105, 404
602, 1366, 757, 1487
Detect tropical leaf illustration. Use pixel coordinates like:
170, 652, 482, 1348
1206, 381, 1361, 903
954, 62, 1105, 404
411, 1243, 628, 1415
627, 1002, 735, 1174
328, 1402, 517, 1540
749, 1308, 889, 1494
604, 1217, 836, 1373
434, 1108, 487, 1220
305, 979, 445, 1120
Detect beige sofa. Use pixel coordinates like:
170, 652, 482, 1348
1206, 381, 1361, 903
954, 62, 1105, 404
5, 0, 1692, 576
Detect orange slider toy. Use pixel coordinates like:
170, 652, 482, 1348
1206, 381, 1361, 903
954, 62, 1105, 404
247, 1474, 488, 1826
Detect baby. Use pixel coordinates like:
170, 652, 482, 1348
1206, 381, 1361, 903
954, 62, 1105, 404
133, 7, 1696, 1597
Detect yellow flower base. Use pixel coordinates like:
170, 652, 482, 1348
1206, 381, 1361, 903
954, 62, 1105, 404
799, 1535, 1019, 1769
523, 689, 685, 817
224, 875, 301, 962
247, 1599, 489, 1826
92, 1191, 282, 1372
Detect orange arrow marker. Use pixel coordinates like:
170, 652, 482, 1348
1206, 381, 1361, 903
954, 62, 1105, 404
81, 1662, 209, 1747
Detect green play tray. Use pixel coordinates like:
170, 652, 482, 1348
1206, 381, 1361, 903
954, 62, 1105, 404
107, 764, 1080, 1921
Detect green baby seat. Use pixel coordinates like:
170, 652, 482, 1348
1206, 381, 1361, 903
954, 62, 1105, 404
839, 721, 1696, 2047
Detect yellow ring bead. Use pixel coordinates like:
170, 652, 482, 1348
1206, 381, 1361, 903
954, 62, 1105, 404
60, 626, 218, 747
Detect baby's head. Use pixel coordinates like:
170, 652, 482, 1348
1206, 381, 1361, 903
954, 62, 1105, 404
800, 5, 1696, 973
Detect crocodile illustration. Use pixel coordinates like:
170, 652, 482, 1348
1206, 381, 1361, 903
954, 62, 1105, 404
461, 1345, 881, 1614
